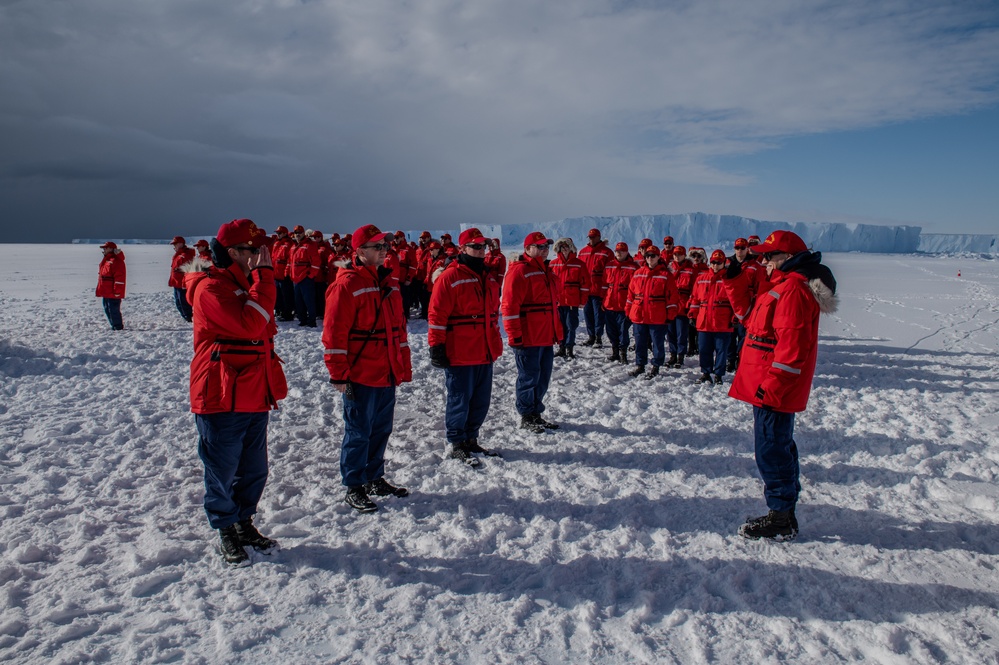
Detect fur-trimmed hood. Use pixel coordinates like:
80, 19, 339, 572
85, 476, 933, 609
181, 255, 213, 274
782, 251, 838, 314
552, 237, 577, 255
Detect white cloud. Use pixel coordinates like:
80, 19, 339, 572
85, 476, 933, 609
1, 0, 997, 237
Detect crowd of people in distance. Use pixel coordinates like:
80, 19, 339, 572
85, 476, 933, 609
96, 221, 837, 566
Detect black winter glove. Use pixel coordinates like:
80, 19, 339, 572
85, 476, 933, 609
429, 344, 450, 368
725, 257, 742, 279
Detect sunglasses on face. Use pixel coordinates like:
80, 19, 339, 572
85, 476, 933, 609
360, 242, 389, 251
233, 245, 260, 254
464, 243, 486, 250
710, 260, 723, 265
762, 251, 786, 262
645, 253, 658, 258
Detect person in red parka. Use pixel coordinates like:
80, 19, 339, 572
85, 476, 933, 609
271, 226, 295, 321
726, 237, 767, 371
688, 249, 737, 385
169, 236, 196, 322
667, 245, 696, 367
602, 242, 638, 364
550, 237, 591, 360
626, 245, 679, 379
96, 241, 126, 330
577, 228, 614, 347
428, 227, 504, 466
725, 230, 837, 540
289, 226, 321, 327
686, 247, 708, 355
311, 230, 333, 321
502, 231, 562, 434
484, 238, 507, 297
323, 224, 413, 514
194, 239, 211, 262
185, 218, 287, 566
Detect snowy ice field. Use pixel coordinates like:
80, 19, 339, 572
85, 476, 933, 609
1, 244, 998, 664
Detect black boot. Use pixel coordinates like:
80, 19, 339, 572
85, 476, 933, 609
344, 486, 378, 513
713, 374, 724, 385
466, 437, 501, 457
738, 509, 798, 540
593, 335, 603, 348
645, 365, 660, 379
218, 525, 250, 566
697, 372, 712, 384
607, 346, 620, 362
628, 365, 646, 377
555, 343, 567, 358
365, 477, 410, 497
447, 442, 482, 468
619, 348, 628, 364
676, 354, 685, 367
566, 344, 575, 360
535, 414, 560, 430
581, 335, 596, 347
234, 517, 278, 552
666, 352, 678, 368
520, 414, 546, 434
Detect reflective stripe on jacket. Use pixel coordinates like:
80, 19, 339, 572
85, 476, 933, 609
627, 262, 679, 325
602, 257, 638, 312
323, 260, 412, 387
187, 264, 287, 414
501, 255, 562, 347
96, 252, 127, 299
428, 260, 503, 366
689, 268, 735, 332
728, 271, 820, 413
550, 252, 591, 308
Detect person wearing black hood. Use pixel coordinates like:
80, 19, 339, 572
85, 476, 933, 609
428, 228, 504, 466
725, 230, 838, 540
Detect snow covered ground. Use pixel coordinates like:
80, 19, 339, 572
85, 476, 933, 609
1, 245, 998, 664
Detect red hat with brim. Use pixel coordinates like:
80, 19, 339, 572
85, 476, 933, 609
100, 241, 117, 249
459, 228, 487, 246
710, 249, 727, 263
171, 236, 186, 245
751, 230, 807, 255
524, 231, 553, 248
673, 245, 686, 255
216, 219, 265, 248
615, 242, 629, 252
663, 236, 674, 245
587, 228, 601, 238
351, 224, 389, 251
644, 246, 661, 256
734, 238, 748, 249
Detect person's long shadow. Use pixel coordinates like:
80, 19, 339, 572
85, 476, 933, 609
276, 540, 999, 623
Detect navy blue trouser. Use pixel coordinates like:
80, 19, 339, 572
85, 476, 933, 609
173, 287, 193, 321
667, 315, 689, 355
279, 277, 295, 319
102, 298, 123, 330
604, 310, 631, 350
513, 346, 554, 416
341, 383, 396, 487
583, 295, 605, 338
698, 330, 731, 376
753, 406, 800, 511
294, 277, 317, 326
558, 306, 580, 346
196, 411, 269, 529
729, 322, 747, 363
444, 364, 494, 445
633, 323, 667, 367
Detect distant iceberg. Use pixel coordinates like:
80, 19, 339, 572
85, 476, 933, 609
73, 212, 997, 255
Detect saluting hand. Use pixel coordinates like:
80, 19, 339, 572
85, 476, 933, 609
249, 245, 273, 270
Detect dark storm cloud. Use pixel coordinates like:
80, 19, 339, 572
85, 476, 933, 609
1, 0, 998, 242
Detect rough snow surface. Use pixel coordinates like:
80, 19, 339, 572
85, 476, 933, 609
1, 245, 998, 664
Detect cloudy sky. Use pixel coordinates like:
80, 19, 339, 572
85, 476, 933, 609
2, 0, 998, 242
